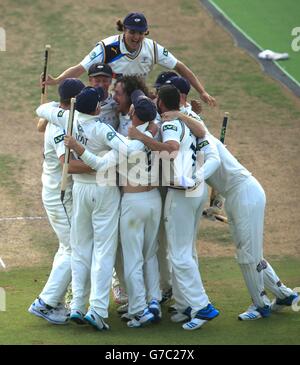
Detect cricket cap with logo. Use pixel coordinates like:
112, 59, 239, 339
123, 12, 148, 32
58, 78, 85, 100
88, 62, 113, 78
131, 89, 157, 122
75, 86, 105, 114
165, 76, 191, 95
154, 71, 178, 89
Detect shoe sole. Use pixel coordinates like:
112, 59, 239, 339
28, 307, 68, 325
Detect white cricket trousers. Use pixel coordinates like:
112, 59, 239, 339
225, 176, 294, 307
40, 187, 72, 307
120, 189, 162, 316
70, 182, 120, 318
156, 187, 172, 292
164, 186, 210, 315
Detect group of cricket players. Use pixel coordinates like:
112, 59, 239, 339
28, 11, 298, 333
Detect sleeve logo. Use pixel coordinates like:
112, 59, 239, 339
54, 133, 65, 144
106, 131, 116, 141
163, 124, 177, 132
57, 110, 65, 117
197, 140, 209, 150
163, 48, 169, 57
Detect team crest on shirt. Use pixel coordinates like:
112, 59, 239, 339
106, 131, 116, 141
89, 51, 97, 60
57, 110, 65, 117
77, 124, 84, 133
163, 124, 177, 132
163, 48, 169, 57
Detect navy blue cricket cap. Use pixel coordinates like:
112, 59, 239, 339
75, 86, 105, 114
123, 12, 148, 32
165, 76, 191, 95
154, 71, 178, 89
131, 89, 157, 122
58, 78, 85, 100
88, 62, 113, 77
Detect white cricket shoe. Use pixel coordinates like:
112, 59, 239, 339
28, 298, 69, 325
84, 308, 109, 331
127, 307, 155, 328
117, 303, 129, 314
182, 318, 207, 330
238, 305, 271, 321
112, 285, 128, 305
69, 309, 86, 325
182, 304, 218, 331
120, 312, 133, 322
148, 299, 162, 321
271, 293, 299, 312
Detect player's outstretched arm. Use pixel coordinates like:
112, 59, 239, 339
41, 64, 85, 86
174, 61, 216, 107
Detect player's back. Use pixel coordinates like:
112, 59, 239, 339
161, 118, 197, 188
206, 136, 251, 196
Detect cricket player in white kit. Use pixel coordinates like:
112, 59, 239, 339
29, 79, 86, 324
42, 12, 215, 106
160, 99, 299, 320
37, 86, 151, 330
128, 85, 221, 331
203, 135, 299, 320
65, 90, 163, 328
88, 62, 128, 306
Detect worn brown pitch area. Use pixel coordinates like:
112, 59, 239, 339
0, 0, 299, 270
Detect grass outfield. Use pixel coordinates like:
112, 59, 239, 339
210, 0, 300, 83
0, 257, 299, 345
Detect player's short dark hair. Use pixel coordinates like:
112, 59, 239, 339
115, 75, 150, 107
158, 84, 180, 111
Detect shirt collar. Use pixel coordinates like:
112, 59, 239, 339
120, 34, 142, 56
77, 113, 98, 122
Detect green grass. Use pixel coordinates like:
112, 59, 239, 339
0, 154, 23, 196
211, 0, 300, 83
0, 257, 299, 345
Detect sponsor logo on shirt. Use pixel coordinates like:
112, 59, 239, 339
54, 133, 65, 144
163, 124, 177, 132
197, 140, 209, 150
